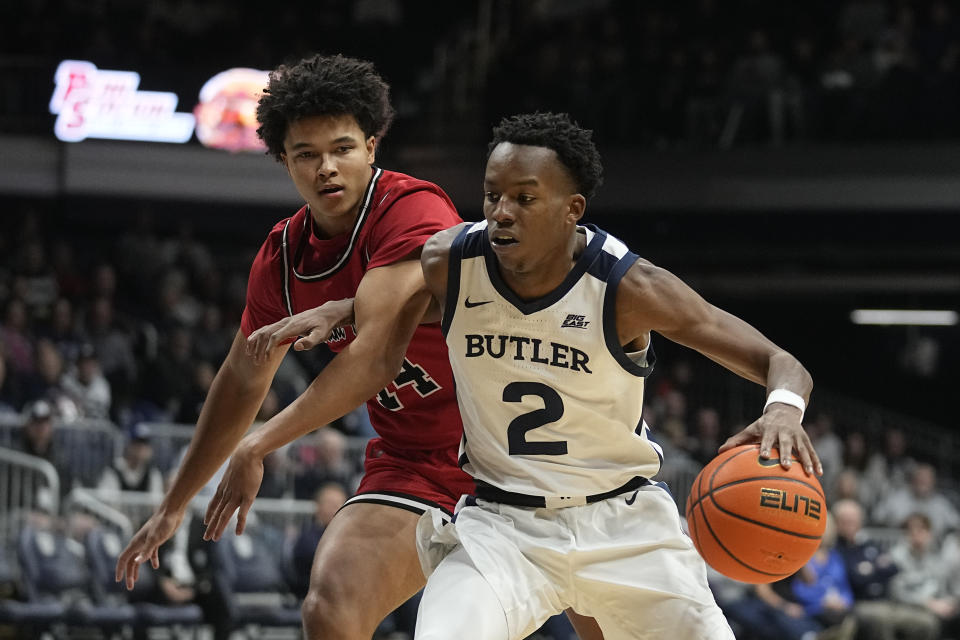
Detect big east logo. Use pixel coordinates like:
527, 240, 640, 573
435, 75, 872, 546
759, 488, 822, 520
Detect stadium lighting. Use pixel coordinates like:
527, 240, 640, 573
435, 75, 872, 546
850, 309, 959, 326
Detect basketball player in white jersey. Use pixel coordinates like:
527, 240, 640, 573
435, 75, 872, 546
246, 112, 821, 639
406, 112, 821, 640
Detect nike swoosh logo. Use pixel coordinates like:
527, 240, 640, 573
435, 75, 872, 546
465, 298, 493, 308
625, 490, 639, 505
757, 457, 782, 467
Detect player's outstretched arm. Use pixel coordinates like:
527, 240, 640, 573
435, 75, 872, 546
245, 297, 356, 363
616, 259, 820, 475
115, 330, 287, 589
202, 256, 436, 541
244, 275, 448, 364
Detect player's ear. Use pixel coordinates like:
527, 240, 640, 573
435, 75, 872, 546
366, 136, 377, 164
567, 194, 586, 223
280, 152, 292, 175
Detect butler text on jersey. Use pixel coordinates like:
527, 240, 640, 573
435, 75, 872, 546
463, 334, 592, 373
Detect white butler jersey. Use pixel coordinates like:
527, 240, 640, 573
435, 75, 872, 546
442, 221, 664, 502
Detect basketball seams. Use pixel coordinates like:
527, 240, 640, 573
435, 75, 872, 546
710, 476, 825, 501
687, 475, 826, 513
686, 444, 826, 583
689, 482, 791, 581
697, 490, 823, 540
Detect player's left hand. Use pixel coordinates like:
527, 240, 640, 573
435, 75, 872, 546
246, 297, 356, 364
718, 405, 822, 476
202, 442, 264, 540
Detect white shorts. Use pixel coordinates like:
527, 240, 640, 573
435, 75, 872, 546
416, 483, 734, 640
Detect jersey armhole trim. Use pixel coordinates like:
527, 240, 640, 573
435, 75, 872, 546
441, 225, 470, 337
603, 253, 656, 377
280, 219, 294, 316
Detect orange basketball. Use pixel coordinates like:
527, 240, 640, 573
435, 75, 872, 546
686, 444, 827, 583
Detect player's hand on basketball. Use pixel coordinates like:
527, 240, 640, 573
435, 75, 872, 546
246, 297, 356, 364
115, 508, 184, 590
719, 405, 822, 476
203, 443, 263, 541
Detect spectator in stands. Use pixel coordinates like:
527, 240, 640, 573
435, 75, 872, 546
41, 297, 85, 365
96, 423, 163, 495
833, 498, 938, 640
22, 338, 79, 422
687, 406, 723, 467
834, 431, 873, 506
156, 268, 203, 329
61, 342, 112, 420
192, 303, 232, 365
14, 399, 72, 498
831, 468, 865, 505
138, 325, 194, 419
0, 297, 34, 378
293, 427, 358, 499
0, 355, 17, 415
790, 514, 857, 640
50, 239, 86, 301
872, 462, 960, 538
127, 535, 197, 608
654, 388, 689, 455
290, 482, 347, 598
806, 412, 844, 500
339, 404, 377, 439
717, 578, 822, 640
89, 263, 117, 300
888, 512, 960, 638
84, 296, 137, 402
16, 398, 55, 457
11, 239, 58, 319
175, 360, 215, 424
257, 450, 290, 499
862, 426, 915, 510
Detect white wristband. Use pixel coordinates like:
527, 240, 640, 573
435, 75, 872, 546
764, 389, 806, 420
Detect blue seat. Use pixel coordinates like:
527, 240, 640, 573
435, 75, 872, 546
14, 524, 137, 631
85, 527, 204, 631
209, 527, 302, 630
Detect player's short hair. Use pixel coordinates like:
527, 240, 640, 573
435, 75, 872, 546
488, 112, 604, 200
257, 53, 396, 161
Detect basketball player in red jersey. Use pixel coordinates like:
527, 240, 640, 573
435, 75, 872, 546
115, 54, 602, 640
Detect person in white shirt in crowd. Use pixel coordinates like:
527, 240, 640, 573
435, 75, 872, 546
61, 342, 112, 420
888, 512, 960, 638
872, 463, 960, 539
97, 423, 164, 495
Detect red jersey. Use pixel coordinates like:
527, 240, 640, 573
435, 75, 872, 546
241, 167, 464, 452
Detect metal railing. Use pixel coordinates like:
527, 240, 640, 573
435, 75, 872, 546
62, 487, 134, 539
0, 446, 60, 546
0, 416, 123, 489
64, 488, 317, 540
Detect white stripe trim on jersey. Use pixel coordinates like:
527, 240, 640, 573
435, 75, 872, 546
342, 491, 453, 522
280, 219, 294, 316
291, 165, 383, 281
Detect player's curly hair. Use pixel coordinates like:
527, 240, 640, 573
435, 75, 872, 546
488, 112, 603, 200
257, 54, 396, 162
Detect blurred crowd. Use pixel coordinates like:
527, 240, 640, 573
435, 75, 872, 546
486, 0, 960, 146
2, 1, 959, 148
1, 201, 959, 640
645, 360, 960, 640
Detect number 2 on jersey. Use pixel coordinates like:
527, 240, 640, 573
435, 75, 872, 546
504, 381, 568, 455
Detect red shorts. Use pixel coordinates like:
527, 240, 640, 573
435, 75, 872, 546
346, 437, 474, 521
